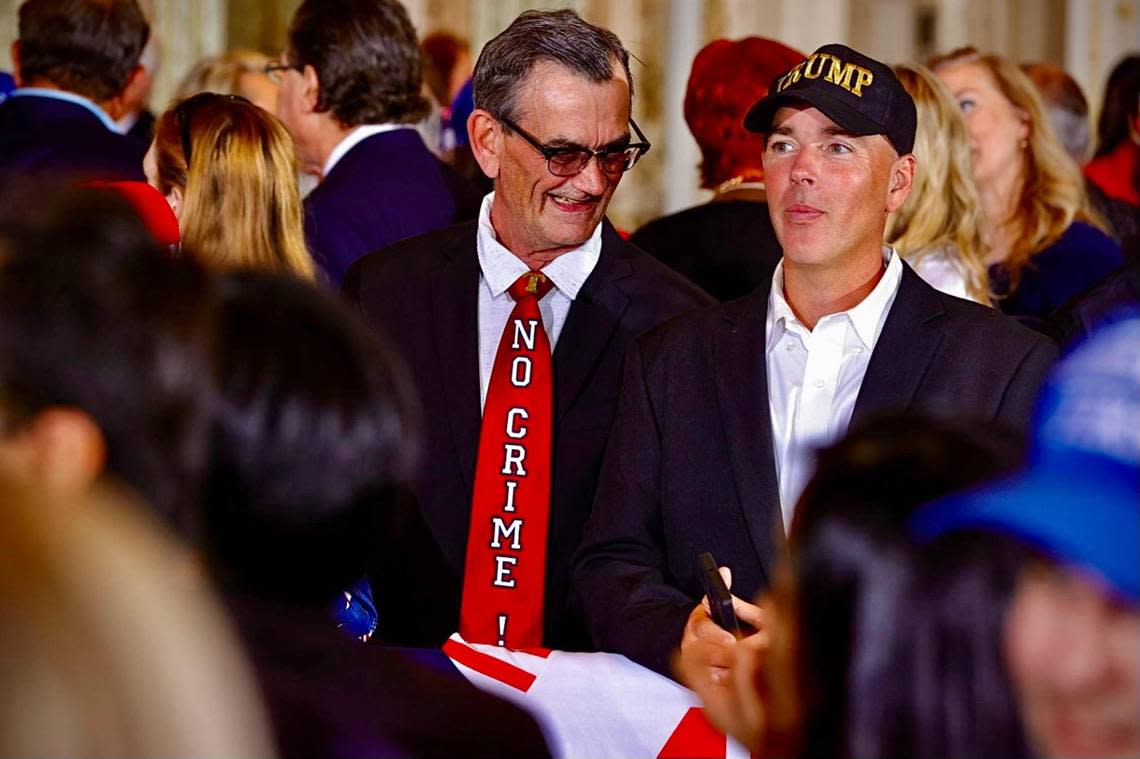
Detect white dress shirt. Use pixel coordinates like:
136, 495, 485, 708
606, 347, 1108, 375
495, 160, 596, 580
321, 123, 413, 178
907, 246, 984, 304
766, 247, 904, 529
476, 192, 602, 409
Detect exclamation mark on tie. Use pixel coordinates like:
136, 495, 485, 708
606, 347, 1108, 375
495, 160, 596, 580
497, 614, 507, 647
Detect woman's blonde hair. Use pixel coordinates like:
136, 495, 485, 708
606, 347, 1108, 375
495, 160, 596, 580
174, 50, 273, 101
930, 47, 1106, 293
153, 94, 315, 278
887, 63, 990, 302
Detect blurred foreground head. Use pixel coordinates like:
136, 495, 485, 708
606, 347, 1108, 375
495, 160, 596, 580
686, 413, 1028, 758
201, 271, 418, 604
0, 478, 274, 756
915, 316, 1140, 759
0, 183, 214, 534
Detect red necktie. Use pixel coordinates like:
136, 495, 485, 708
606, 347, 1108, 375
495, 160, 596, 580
460, 271, 555, 648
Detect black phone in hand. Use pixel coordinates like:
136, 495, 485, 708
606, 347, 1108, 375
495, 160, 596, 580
698, 551, 741, 637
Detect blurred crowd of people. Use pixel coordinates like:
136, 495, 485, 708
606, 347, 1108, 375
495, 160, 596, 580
0, 0, 1136, 757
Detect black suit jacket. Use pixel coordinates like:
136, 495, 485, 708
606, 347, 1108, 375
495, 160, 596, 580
630, 200, 783, 302
343, 220, 712, 650
0, 93, 145, 181
572, 264, 1059, 676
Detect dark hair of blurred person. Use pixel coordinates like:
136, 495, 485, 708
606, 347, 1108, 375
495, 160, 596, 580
889, 63, 991, 303
13, 0, 148, 103
0, 183, 214, 535
421, 31, 472, 111
0, 478, 274, 756
202, 272, 416, 603
931, 47, 1121, 323
678, 413, 1030, 758
285, 0, 428, 130
200, 271, 551, 759
145, 93, 314, 278
914, 315, 1139, 759
630, 37, 804, 301
1088, 54, 1140, 208
0, 0, 149, 181
1021, 62, 1091, 163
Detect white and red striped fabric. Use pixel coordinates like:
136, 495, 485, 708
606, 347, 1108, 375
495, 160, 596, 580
443, 634, 750, 759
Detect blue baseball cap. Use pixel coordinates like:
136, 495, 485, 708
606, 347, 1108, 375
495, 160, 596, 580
912, 314, 1140, 602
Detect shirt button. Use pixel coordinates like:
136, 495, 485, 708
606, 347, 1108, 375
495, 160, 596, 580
785, 342, 796, 351
852, 346, 864, 354
814, 379, 825, 388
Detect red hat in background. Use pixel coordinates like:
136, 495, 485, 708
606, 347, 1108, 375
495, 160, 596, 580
86, 181, 181, 249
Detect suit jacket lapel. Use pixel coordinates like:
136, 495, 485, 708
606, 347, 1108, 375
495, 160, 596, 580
712, 289, 784, 578
430, 226, 483, 498
852, 263, 947, 424
552, 222, 631, 424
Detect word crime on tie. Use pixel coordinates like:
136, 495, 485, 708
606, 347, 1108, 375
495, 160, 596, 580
460, 271, 555, 648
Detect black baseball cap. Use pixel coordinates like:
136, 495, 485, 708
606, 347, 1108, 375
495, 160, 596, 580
743, 43, 916, 155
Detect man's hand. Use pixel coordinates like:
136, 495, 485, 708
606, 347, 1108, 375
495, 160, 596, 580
674, 567, 768, 748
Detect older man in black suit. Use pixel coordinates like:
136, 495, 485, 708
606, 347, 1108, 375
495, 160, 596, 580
573, 44, 1058, 679
0, 0, 148, 181
343, 9, 710, 652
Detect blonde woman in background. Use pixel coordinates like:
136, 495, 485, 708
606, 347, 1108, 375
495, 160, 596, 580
144, 93, 315, 278
888, 63, 991, 304
174, 49, 280, 114
932, 48, 1121, 322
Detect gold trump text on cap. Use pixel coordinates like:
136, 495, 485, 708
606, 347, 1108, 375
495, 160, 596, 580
775, 53, 875, 97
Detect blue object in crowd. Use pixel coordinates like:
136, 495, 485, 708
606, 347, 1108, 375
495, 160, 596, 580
913, 312, 1140, 602
0, 72, 15, 104
449, 78, 474, 147
334, 577, 378, 641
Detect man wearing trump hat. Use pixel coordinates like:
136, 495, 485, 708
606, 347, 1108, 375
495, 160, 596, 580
573, 43, 1058, 677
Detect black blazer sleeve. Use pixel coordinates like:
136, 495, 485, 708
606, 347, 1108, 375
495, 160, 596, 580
572, 339, 699, 677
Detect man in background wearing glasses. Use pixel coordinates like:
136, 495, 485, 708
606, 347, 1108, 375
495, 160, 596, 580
344, 8, 710, 653
273, 0, 482, 286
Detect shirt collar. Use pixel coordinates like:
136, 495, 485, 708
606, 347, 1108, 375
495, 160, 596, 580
9, 87, 121, 133
475, 192, 602, 300
321, 123, 412, 178
766, 246, 903, 352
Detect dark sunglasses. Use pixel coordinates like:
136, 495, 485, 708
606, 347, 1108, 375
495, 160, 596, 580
498, 116, 651, 177
175, 92, 251, 164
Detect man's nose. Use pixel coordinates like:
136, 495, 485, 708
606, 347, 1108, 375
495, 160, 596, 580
789, 147, 819, 185
571, 154, 610, 196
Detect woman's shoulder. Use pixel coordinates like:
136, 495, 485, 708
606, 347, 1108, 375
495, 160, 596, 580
1043, 221, 1122, 262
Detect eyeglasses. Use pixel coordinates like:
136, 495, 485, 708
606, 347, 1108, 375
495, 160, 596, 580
264, 60, 303, 85
175, 92, 251, 164
498, 116, 651, 177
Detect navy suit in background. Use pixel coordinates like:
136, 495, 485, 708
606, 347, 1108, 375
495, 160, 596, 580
304, 129, 482, 285
0, 93, 145, 182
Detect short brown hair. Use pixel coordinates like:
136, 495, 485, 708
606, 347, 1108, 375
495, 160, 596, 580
17, 0, 149, 101
286, 0, 429, 127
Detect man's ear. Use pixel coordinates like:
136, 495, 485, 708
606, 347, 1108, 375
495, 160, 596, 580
301, 64, 321, 113
885, 153, 917, 214
468, 109, 502, 180
6, 409, 107, 499
10, 41, 22, 85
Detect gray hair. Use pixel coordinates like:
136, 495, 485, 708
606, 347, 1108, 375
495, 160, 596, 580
472, 9, 634, 122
